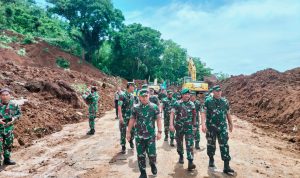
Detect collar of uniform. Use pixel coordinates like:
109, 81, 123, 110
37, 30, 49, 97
141, 102, 150, 107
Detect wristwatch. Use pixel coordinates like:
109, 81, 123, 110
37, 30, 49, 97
158, 130, 162, 134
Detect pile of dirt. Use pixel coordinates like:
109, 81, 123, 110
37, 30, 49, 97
0, 31, 125, 148
221, 68, 300, 149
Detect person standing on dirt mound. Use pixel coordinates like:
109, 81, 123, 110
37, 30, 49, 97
0, 88, 21, 167
201, 85, 235, 175
161, 90, 176, 146
118, 82, 135, 154
114, 86, 123, 120
82, 86, 99, 135
170, 88, 197, 171
126, 89, 162, 178
190, 91, 202, 150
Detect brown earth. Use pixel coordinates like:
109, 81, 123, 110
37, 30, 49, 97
0, 30, 125, 149
221, 68, 300, 150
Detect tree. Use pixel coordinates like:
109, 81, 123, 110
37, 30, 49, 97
111, 23, 164, 80
47, 0, 124, 62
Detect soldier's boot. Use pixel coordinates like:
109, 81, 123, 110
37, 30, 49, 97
4, 158, 16, 165
139, 170, 147, 178
150, 163, 157, 176
223, 160, 235, 175
129, 140, 134, 149
195, 141, 200, 150
170, 139, 175, 147
164, 135, 168, 141
121, 146, 126, 154
188, 160, 196, 171
209, 156, 216, 168
86, 129, 95, 135
178, 154, 184, 164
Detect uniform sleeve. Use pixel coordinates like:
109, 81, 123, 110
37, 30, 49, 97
131, 107, 137, 120
171, 101, 178, 113
154, 105, 160, 120
118, 94, 124, 106
224, 98, 230, 113
13, 104, 22, 120
201, 99, 209, 112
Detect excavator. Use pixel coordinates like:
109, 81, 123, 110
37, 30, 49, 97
182, 57, 209, 93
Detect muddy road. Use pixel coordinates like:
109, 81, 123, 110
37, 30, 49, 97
1, 110, 299, 178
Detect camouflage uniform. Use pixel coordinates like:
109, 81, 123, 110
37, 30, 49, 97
149, 95, 159, 106
158, 92, 167, 101
172, 100, 196, 161
193, 99, 202, 143
118, 91, 135, 146
0, 100, 21, 164
162, 97, 176, 140
132, 102, 160, 172
173, 92, 181, 100
203, 96, 231, 161
83, 91, 99, 130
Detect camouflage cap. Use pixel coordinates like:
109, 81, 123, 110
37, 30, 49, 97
142, 84, 148, 89
139, 89, 149, 96
190, 91, 196, 95
181, 88, 190, 95
149, 87, 154, 91
127, 82, 135, 87
167, 90, 173, 94
212, 85, 221, 91
0, 88, 11, 94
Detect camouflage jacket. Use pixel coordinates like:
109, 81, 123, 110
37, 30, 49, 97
162, 97, 176, 115
0, 100, 21, 130
118, 90, 134, 118
83, 91, 99, 114
149, 95, 159, 106
158, 93, 167, 101
203, 96, 229, 129
172, 92, 181, 100
132, 102, 159, 139
192, 99, 202, 119
171, 100, 196, 126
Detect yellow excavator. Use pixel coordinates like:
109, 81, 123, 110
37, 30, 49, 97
182, 57, 209, 93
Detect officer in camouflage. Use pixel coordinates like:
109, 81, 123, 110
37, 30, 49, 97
201, 85, 235, 175
161, 90, 176, 146
149, 88, 159, 106
118, 82, 135, 154
82, 86, 99, 135
0, 88, 21, 167
190, 91, 202, 150
170, 88, 196, 171
127, 89, 162, 178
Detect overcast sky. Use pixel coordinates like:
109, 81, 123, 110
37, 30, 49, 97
36, 0, 300, 75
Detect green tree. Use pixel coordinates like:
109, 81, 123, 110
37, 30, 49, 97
111, 23, 164, 80
47, 0, 124, 62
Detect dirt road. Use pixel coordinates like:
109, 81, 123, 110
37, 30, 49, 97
1, 110, 299, 178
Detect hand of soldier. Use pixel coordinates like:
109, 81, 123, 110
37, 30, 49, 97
119, 117, 124, 125
169, 125, 175, 132
0, 119, 5, 125
201, 124, 207, 133
156, 132, 161, 140
229, 123, 233, 132
126, 131, 131, 141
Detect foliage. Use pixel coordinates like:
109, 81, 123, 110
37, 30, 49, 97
192, 57, 212, 81
17, 48, 26, 56
215, 72, 230, 81
56, 57, 70, 69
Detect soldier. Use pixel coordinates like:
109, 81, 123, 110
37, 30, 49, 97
170, 88, 196, 171
0, 88, 21, 166
172, 89, 181, 101
149, 88, 159, 106
118, 82, 135, 154
126, 89, 162, 178
201, 85, 235, 175
114, 86, 123, 119
158, 88, 167, 101
190, 91, 202, 150
82, 86, 99, 135
161, 90, 176, 146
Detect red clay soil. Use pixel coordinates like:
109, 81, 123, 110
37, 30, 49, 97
221, 68, 300, 149
0, 31, 125, 148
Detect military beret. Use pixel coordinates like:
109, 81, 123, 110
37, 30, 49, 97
212, 85, 221, 91
167, 90, 173, 94
0, 88, 11, 94
139, 89, 149, 96
181, 88, 190, 95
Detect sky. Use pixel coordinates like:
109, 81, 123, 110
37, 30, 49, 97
36, 0, 300, 75
112, 0, 300, 75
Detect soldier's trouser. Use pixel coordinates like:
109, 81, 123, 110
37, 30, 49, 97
115, 100, 118, 117
89, 113, 96, 130
175, 124, 194, 160
0, 128, 14, 164
163, 113, 175, 139
194, 116, 200, 142
120, 117, 134, 146
206, 128, 231, 161
135, 136, 156, 172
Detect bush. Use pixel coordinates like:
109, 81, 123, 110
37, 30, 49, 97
17, 48, 26, 56
22, 34, 35, 44
56, 57, 70, 69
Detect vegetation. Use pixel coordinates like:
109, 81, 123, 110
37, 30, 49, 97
56, 57, 70, 69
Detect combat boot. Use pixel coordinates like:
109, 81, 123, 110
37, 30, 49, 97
121, 146, 126, 154
86, 129, 95, 135
139, 170, 147, 178
178, 154, 184, 164
4, 158, 16, 165
195, 141, 200, 150
188, 160, 196, 171
150, 163, 157, 176
170, 139, 175, 147
129, 140, 134, 149
164, 134, 168, 141
223, 160, 235, 175
209, 156, 215, 168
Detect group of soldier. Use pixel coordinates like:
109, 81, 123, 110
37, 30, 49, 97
115, 82, 235, 178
